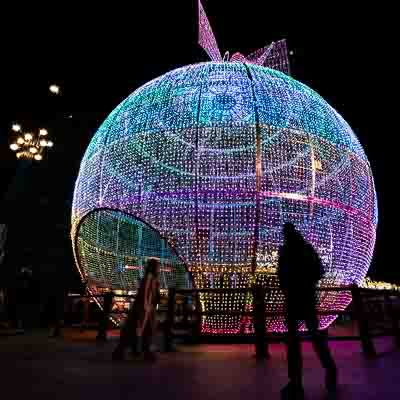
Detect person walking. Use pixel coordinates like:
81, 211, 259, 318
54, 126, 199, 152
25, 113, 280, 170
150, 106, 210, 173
46, 291, 64, 338
96, 291, 114, 341
112, 258, 160, 361
278, 222, 337, 399
15, 267, 33, 332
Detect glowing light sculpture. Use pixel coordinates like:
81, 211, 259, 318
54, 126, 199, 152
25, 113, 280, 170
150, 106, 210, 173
198, 0, 290, 74
72, 61, 377, 334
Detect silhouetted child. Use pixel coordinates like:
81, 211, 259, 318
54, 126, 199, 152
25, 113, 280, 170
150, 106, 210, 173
112, 258, 160, 361
278, 222, 337, 399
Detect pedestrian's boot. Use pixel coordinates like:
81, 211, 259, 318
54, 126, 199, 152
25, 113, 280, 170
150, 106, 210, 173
112, 344, 125, 361
131, 336, 145, 361
142, 335, 156, 362
143, 341, 157, 362
281, 381, 305, 400
144, 348, 157, 362
325, 366, 338, 395
136, 335, 143, 352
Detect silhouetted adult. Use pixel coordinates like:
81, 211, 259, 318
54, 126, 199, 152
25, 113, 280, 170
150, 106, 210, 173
112, 258, 160, 361
45, 289, 65, 338
96, 291, 114, 341
15, 267, 33, 331
278, 222, 337, 399
0, 288, 6, 327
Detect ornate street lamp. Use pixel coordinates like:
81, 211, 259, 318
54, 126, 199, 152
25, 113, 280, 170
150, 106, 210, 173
9, 124, 54, 161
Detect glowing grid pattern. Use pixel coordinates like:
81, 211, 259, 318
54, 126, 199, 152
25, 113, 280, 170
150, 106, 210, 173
77, 210, 189, 292
71, 62, 377, 334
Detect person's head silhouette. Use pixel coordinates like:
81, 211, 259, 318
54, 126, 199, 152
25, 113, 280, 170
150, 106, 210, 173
283, 222, 299, 242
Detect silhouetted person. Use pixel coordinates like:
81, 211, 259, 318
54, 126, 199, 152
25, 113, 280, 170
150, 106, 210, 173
182, 295, 191, 328
112, 258, 160, 361
278, 223, 337, 399
0, 288, 6, 327
15, 267, 33, 331
96, 291, 114, 341
42, 277, 66, 338
45, 291, 64, 338
79, 294, 91, 332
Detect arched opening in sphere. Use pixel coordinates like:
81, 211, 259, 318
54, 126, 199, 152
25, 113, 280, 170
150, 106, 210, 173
74, 209, 192, 306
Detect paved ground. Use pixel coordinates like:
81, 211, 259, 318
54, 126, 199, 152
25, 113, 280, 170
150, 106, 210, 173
1, 328, 399, 400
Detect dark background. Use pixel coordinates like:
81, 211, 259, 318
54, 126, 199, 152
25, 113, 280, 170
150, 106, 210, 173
0, 1, 396, 289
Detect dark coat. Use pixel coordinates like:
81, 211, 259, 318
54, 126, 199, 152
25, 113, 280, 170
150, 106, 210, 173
278, 237, 323, 317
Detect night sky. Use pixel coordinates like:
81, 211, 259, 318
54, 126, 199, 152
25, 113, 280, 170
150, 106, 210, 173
0, 1, 396, 287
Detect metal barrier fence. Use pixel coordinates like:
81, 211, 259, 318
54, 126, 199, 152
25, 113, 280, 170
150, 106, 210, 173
65, 285, 400, 359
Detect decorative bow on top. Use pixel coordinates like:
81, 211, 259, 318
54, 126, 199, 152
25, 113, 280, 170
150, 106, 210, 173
198, 0, 291, 75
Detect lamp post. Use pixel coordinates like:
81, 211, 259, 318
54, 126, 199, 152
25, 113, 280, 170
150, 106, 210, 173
1, 124, 54, 284
2, 85, 59, 328
9, 124, 54, 161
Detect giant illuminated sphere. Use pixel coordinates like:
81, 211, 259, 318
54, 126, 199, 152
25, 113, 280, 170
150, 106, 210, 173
72, 62, 377, 334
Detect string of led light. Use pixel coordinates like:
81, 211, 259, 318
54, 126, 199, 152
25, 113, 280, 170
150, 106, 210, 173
72, 62, 377, 333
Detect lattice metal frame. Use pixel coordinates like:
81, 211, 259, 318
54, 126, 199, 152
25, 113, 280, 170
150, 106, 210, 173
72, 62, 377, 334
